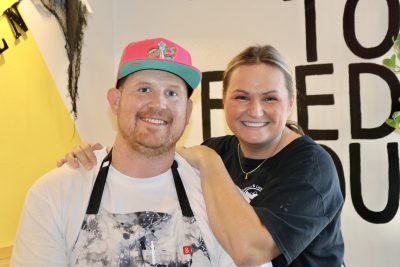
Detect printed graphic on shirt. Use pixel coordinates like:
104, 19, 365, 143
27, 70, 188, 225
242, 184, 263, 200
74, 210, 211, 266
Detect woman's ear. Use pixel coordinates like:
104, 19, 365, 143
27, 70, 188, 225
107, 88, 121, 115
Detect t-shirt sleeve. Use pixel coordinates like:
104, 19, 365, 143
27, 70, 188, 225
201, 137, 218, 148
252, 148, 343, 265
10, 181, 68, 267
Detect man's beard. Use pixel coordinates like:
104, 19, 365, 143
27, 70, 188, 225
118, 110, 186, 158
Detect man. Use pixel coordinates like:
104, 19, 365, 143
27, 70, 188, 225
10, 38, 240, 266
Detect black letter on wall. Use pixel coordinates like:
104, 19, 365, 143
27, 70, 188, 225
320, 144, 346, 200
350, 143, 399, 223
349, 63, 400, 139
304, 0, 317, 62
201, 71, 224, 141
0, 38, 9, 54
295, 63, 338, 140
4, 2, 29, 39
343, 0, 400, 59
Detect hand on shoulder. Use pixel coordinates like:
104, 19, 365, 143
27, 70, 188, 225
177, 145, 219, 170
56, 142, 105, 170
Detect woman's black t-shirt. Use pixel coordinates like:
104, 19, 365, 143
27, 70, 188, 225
202, 135, 344, 267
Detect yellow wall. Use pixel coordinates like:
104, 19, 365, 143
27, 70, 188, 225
0, 0, 81, 247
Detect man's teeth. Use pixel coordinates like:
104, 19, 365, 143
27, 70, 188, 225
142, 118, 166, 125
243, 121, 267, 127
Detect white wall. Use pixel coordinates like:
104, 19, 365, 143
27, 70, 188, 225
76, 0, 116, 145
22, 0, 400, 266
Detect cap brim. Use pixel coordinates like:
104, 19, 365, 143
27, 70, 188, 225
118, 59, 201, 90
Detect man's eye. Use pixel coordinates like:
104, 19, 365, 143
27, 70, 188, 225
166, 90, 178, 97
138, 87, 151, 93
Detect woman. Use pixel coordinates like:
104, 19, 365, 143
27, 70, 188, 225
60, 45, 344, 267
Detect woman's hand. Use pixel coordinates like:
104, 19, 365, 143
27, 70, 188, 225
177, 145, 219, 170
56, 143, 104, 170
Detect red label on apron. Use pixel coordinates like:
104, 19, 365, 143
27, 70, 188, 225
183, 245, 192, 255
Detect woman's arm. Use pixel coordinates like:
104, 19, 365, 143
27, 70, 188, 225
60, 143, 280, 265
178, 145, 280, 266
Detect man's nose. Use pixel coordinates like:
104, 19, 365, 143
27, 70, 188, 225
147, 91, 167, 109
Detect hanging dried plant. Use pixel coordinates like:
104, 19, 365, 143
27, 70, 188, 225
38, 0, 89, 119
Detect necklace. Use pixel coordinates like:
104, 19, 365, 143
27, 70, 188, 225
237, 129, 286, 180
237, 143, 269, 180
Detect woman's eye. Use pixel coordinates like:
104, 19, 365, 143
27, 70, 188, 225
235, 95, 248, 101
264, 97, 277, 102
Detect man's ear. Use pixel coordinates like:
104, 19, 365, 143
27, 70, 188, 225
185, 99, 193, 126
107, 88, 121, 115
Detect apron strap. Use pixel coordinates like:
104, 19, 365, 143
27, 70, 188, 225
86, 152, 194, 218
86, 150, 112, 214
171, 160, 194, 218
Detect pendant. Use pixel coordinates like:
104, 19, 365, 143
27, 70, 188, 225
244, 173, 249, 180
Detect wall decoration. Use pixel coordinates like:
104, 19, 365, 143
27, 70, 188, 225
38, 0, 89, 118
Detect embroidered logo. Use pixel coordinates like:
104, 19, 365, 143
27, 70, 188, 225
183, 245, 192, 255
147, 41, 176, 60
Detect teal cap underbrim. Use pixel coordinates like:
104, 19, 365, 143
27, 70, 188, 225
118, 59, 201, 90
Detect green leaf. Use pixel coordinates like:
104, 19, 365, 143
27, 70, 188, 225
386, 118, 397, 129
395, 34, 400, 43
391, 111, 400, 120
386, 119, 398, 129
395, 43, 400, 54
383, 54, 396, 67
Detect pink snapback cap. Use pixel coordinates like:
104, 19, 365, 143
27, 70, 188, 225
115, 37, 201, 92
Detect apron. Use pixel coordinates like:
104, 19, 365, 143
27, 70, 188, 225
72, 152, 212, 267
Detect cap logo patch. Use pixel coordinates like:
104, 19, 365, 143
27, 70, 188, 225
147, 41, 176, 60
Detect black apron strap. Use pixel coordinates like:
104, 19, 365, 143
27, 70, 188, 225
171, 160, 194, 218
86, 150, 112, 214
86, 152, 194, 218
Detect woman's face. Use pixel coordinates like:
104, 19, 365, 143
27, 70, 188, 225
223, 63, 293, 151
